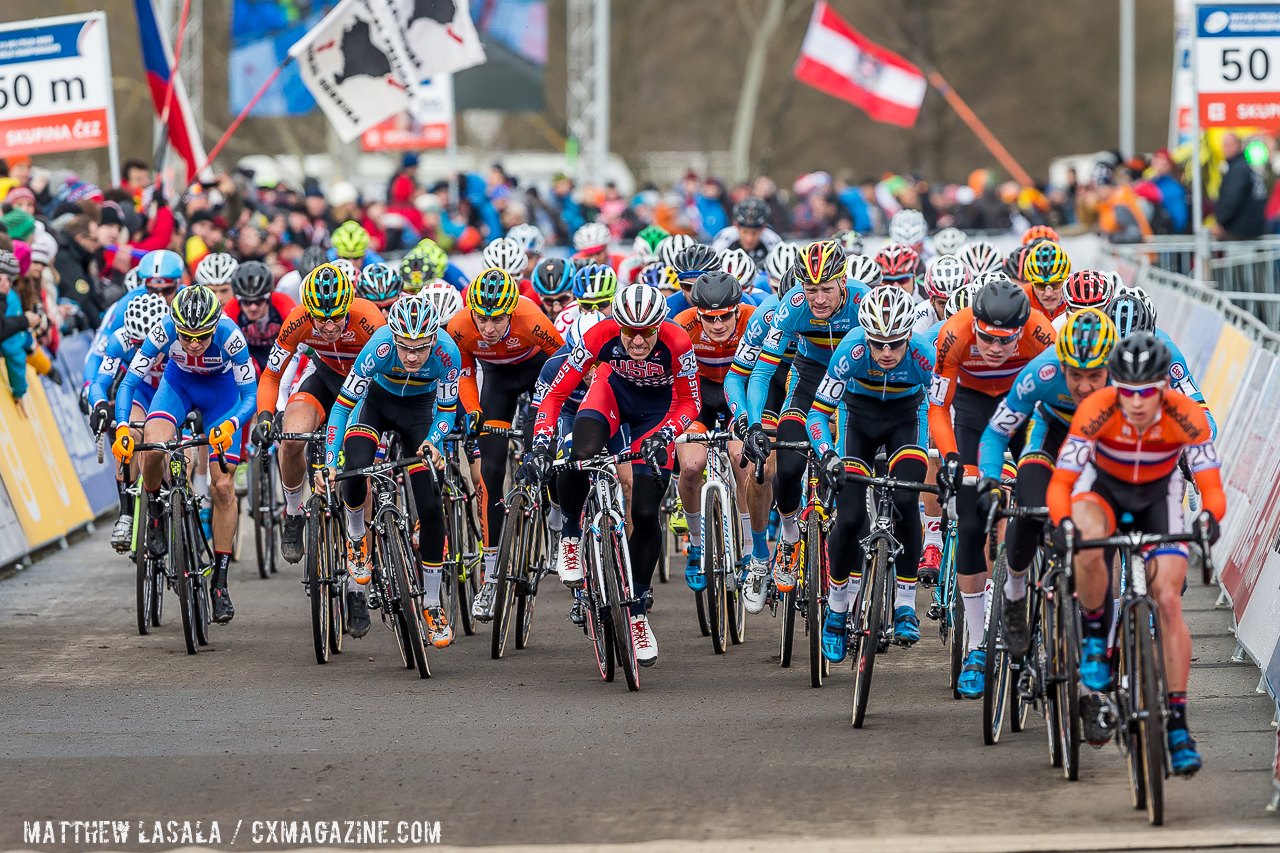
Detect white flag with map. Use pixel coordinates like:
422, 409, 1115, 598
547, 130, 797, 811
385, 0, 486, 83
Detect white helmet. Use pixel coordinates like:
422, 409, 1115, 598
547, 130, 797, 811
719, 248, 757, 288
945, 283, 980, 318
123, 292, 170, 343
566, 310, 605, 346
889, 209, 928, 247
124, 267, 141, 292
420, 282, 463, 322
386, 293, 440, 340
656, 234, 695, 269
333, 258, 358, 284
859, 285, 917, 340
933, 227, 967, 256
956, 240, 1002, 276
1113, 281, 1156, 320
612, 282, 668, 328
924, 255, 972, 299
482, 237, 529, 276
194, 252, 239, 286
506, 223, 545, 256
765, 242, 799, 284
845, 254, 883, 288
573, 222, 611, 252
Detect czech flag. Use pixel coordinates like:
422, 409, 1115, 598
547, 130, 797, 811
133, 0, 209, 179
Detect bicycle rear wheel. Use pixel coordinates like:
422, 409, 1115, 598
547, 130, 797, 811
851, 540, 887, 728
947, 565, 964, 698
388, 521, 430, 679
134, 491, 152, 636
1133, 600, 1166, 825
705, 490, 728, 654
1055, 575, 1082, 781
491, 495, 526, 660
779, 584, 796, 667
1043, 585, 1066, 769
251, 456, 269, 580
447, 493, 478, 636
172, 501, 198, 656
305, 501, 331, 664
806, 521, 828, 688
982, 550, 1012, 745
727, 565, 747, 646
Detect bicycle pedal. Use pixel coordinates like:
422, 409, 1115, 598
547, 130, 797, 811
368, 592, 383, 609
926, 604, 942, 620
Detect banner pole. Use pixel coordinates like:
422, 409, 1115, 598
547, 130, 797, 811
187, 56, 293, 185
926, 70, 1034, 187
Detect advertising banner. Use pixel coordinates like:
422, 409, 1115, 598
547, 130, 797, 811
49, 332, 118, 516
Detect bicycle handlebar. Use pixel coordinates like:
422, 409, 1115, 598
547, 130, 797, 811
134, 436, 228, 474
551, 450, 645, 473
333, 455, 426, 482
1066, 527, 1216, 584
676, 430, 736, 445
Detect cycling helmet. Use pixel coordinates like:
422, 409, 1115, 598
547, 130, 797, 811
386, 293, 440, 340
1021, 224, 1061, 245
466, 268, 520, 317
399, 249, 438, 292
672, 244, 721, 280
1063, 269, 1114, 311
1004, 244, 1035, 280
972, 276, 1031, 334
122, 292, 169, 343
733, 197, 770, 229
859, 285, 917, 340
777, 268, 803, 297
331, 220, 371, 259
506, 223, 545, 256
358, 262, 402, 305
573, 263, 620, 303
414, 238, 450, 273
719, 248, 757, 288
231, 261, 274, 301
765, 242, 799, 283
657, 234, 695, 268
421, 282, 464, 321
301, 263, 355, 319
573, 222, 611, 253
531, 257, 575, 298
888, 209, 928, 246
1108, 331, 1172, 386
482, 236, 529, 276
332, 258, 358, 285
956, 240, 1002, 276
875, 242, 921, 282
171, 284, 221, 336
1056, 307, 1117, 369
640, 263, 679, 292
1114, 281, 1157, 321
566, 310, 605, 347
612, 282, 669, 328
924, 255, 972, 299
933, 227, 967, 256
795, 239, 844, 285
1021, 240, 1072, 285
832, 229, 865, 257
632, 224, 670, 258
137, 249, 185, 283
124, 267, 141, 292
194, 252, 239, 286
690, 270, 743, 311
1106, 293, 1156, 337
299, 246, 328, 279
945, 283, 979, 318
845, 254, 884, 288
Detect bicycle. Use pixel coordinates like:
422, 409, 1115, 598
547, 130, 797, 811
554, 449, 647, 692
270, 429, 347, 664
246, 443, 281, 579
1066, 524, 1213, 826
335, 455, 433, 679
774, 440, 834, 688
677, 430, 747, 655
437, 432, 483, 637
926, 457, 965, 698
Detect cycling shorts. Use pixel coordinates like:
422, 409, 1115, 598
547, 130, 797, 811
290, 360, 346, 420
145, 364, 247, 464
1071, 466, 1188, 559
692, 377, 730, 432
576, 365, 672, 467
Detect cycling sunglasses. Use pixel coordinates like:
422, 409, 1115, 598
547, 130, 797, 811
1031, 280, 1064, 291
619, 324, 659, 339
238, 297, 268, 307
177, 330, 213, 344
697, 310, 735, 324
1116, 381, 1165, 399
974, 326, 1020, 346
394, 337, 436, 355
541, 295, 573, 308
145, 278, 178, 295
579, 299, 610, 312
866, 336, 908, 352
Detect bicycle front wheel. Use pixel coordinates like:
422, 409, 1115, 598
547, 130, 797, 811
982, 550, 1012, 745
600, 529, 639, 692
515, 510, 546, 650
491, 495, 526, 660
779, 583, 796, 667
806, 521, 828, 688
1055, 573, 1082, 780
1133, 600, 1166, 825
704, 489, 728, 655
250, 456, 269, 580
134, 491, 152, 636
388, 523, 431, 679
852, 539, 888, 728
305, 501, 331, 664
171, 500, 198, 656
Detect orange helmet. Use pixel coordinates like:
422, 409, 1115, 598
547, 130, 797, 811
1021, 225, 1061, 245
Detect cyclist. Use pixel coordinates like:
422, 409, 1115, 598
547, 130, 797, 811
927, 274, 1056, 697
673, 271, 755, 591
84, 249, 184, 394
224, 261, 295, 374
555, 263, 617, 337
875, 243, 923, 300
253, 264, 386, 563
112, 285, 257, 624
400, 241, 456, 294
325, 294, 461, 647
763, 242, 799, 293
88, 292, 169, 551
327, 220, 384, 272
1052, 268, 1114, 332
193, 252, 239, 305
1020, 239, 1072, 322
712, 198, 782, 264
530, 257, 576, 325
573, 222, 621, 269
720, 247, 768, 304
1047, 332, 1225, 774
1021, 224, 1061, 244
955, 240, 1003, 277
976, 308, 1117, 658
483, 236, 531, 281
356, 262, 403, 315
808, 284, 935, 659
657, 234, 696, 270
666, 243, 722, 315
888, 209, 929, 260
524, 283, 700, 666
276, 245, 328, 306
933, 227, 967, 256
832, 230, 864, 257
913, 255, 971, 335
448, 268, 565, 621
507, 223, 545, 269
744, 240, 870, 594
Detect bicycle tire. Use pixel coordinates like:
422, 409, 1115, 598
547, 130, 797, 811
447, 495, 476, 636
695, 586, 711, 636
806, 520, 827, 689
601, 528, 639, 691
1119, 610, 1145, 811
305, 501, 331, 664
1134, 600, 1166, 825
657, 503, 670, 584
705, 489, 728, 654
1010, 575, 1039, 734
948, 567, 964, 698
134, 491, 152, 636
327, 514, 346, 655
582, 533, 612, 681
515, 510, 545, 650
491, 494, 525, 660
1056, 573, 1082, 781
779, 585, 797, 667
983, 550, 1012, 745
251, 456, 269, 580
172, 500, 198, 656
388, 519, 430, 679
852, 538, 888, 728
190, 504, 213, 646
727, 568, 747, 646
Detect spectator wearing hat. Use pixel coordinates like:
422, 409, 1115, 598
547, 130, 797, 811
0, 248, 33, 400
54, 215, 104, 331
110, 192, 175, 276
4, 186, 36, 217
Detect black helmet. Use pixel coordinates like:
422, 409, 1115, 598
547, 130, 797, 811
1003, 245, 1033, 281
299, 246, 328, 279
1105, 294, 1155, 338
972, 275, 1031, 331
1108, 331, 1172, 385
231, 260, 274, 301
733, 197, 769, 228
672, 244, 720, 276
689, 270, 743, 311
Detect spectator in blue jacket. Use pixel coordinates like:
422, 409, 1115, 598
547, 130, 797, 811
0, 249, 30, 400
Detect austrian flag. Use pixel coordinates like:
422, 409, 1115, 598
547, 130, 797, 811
793, 0, 927, 128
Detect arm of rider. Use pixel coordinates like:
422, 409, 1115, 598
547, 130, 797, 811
89, 400, 112, 435
820, 450, 844, 491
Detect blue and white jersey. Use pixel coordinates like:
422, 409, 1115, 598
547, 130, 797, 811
1157, 327, 1217, 438
725, 294, 791, 422
325, 326, 462, 465
806, 328, 935, 456
84, 286, 155, 381
88, 328, 163, 406
977, 349, 1079, 480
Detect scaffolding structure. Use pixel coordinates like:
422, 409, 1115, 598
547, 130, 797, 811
566, 0, 609, 186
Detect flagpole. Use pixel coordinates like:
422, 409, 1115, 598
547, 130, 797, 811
186, 56, 294, 186
152, 0, 194, 181
926, 70, 1034, 187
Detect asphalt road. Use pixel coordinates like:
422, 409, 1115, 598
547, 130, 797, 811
1, 523, 1277, 851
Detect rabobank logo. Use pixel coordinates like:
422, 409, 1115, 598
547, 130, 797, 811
1204, 10, 1231, 33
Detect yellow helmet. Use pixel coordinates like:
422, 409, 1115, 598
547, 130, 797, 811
1021, 240, 1072, 285
1056, 307, 1117, 369
301, 263, 354, 319
465, 267, 520, 317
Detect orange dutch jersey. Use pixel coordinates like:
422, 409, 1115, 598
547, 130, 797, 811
256, 298, 385, 413
675, 304, 753, 384
1047, 387, 1227, 524
448, 295, 564, 413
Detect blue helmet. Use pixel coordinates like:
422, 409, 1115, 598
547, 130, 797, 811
530, 257, 574, 298
136, 249, 185, 283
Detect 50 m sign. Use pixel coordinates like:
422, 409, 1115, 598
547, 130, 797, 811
1196, 3, 1280, 127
